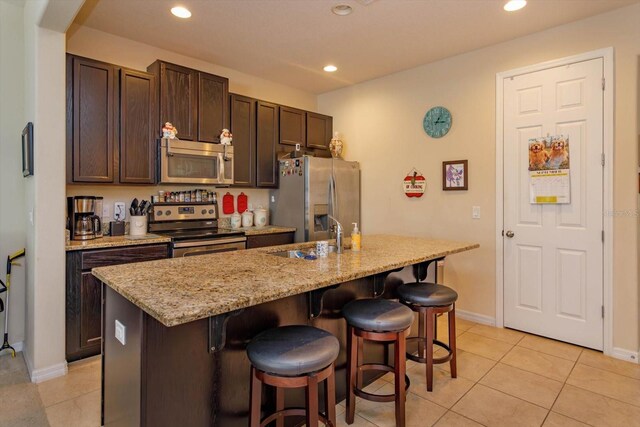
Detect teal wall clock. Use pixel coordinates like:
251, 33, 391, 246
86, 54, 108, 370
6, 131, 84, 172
423, 106, 452, 138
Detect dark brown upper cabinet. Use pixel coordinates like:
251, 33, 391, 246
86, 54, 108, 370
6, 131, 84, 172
67, 55, 117, 183
306, 112, 333, 150
148, 61, 198, 141
148, 60, 229, 143
230, 94, 256, 187
256, 101, 279, 188
119, 69, 158, 184
279, 106, 306, 147
198, 72, 229, 143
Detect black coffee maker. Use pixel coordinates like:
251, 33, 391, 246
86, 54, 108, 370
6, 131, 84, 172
67, 196, 103, 240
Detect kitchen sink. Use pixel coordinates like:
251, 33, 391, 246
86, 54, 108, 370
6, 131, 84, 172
270, 246, 339, 259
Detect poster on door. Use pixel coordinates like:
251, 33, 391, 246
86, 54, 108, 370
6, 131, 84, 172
528, 135, 571, 204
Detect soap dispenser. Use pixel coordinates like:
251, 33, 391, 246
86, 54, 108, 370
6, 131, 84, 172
351, 222, 361, 251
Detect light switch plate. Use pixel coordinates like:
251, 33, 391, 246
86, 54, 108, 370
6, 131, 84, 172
115, 320, 126, 346
102, 204, 111, 219
472, 206, 481, 219
114, 202, 126, 221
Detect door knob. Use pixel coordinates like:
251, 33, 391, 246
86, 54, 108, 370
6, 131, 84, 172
505, 230, 515, 238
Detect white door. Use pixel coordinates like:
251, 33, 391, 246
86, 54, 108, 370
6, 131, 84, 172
502, 58, 604, 350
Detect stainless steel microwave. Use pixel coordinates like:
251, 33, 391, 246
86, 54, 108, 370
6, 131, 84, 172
158, 138, 234, 185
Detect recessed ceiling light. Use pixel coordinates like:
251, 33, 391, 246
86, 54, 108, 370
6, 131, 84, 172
332, 4, 353, 16
503, 0, 527, 12
324, 65, 338, 72
171, 6, 192, 19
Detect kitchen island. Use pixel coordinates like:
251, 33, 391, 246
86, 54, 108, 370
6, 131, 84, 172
93, 235, 478, 427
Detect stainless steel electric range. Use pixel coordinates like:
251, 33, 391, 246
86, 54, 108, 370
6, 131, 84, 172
148, 202, 246, 257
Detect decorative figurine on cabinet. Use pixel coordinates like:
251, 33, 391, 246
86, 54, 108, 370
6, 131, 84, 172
162, 122, 178, 139
220, 129, 233, 145
329, 132, 344, 159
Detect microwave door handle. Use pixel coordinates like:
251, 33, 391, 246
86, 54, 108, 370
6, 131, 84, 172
218, 153, 225, 183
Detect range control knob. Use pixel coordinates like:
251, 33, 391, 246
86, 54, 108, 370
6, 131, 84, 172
157, 210, 163, 216
165, 210, 171, 216
201, 209, 207, 215
208, 209, 214, 214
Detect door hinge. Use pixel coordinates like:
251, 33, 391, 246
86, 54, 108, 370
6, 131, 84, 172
601, 153, 605, 167
602, 305, 605, 318
601, 230, 604, 242
602, 77, 605, 91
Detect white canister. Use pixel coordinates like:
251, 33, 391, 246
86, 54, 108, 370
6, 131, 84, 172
230, 213, 242, 229
241, 210, 253, 228
253, 207, 268, 228
129, 215, 148, 237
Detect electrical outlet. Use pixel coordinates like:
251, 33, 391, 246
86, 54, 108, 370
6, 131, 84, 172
102, 204, 111, 219
472, 206, 481, 219
115, 320, 126, 346
114, 202, 126, 221
271, 195, 275, 203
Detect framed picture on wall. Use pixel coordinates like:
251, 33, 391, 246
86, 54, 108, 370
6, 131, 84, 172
442, 160, 468, 191
22, 122, 34, 177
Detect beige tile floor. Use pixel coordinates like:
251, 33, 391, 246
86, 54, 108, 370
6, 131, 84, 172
1, 317, 639, 427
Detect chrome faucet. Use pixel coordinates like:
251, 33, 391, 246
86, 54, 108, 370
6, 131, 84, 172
328, 215, 343, 254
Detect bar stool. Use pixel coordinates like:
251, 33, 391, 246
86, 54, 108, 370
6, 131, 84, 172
247, 325, 340, 427
397, 282, 458, 392
342, 299, 414, 427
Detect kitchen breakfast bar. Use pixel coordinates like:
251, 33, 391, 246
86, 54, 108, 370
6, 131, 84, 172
92, 235, 478, 427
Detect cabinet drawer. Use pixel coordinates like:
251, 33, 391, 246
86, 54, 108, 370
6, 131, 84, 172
246, 232, 294, 249
81, 244, 168, 270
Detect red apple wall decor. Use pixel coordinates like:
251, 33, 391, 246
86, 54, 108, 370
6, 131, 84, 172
403, 169, 426, 198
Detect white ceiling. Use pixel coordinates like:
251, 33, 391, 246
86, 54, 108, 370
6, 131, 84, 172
74, 0, 638, 94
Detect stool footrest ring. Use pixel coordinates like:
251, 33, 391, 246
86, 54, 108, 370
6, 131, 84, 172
261, 408, 333, 427
353, 363, 410, 403
405, 337, 453, 364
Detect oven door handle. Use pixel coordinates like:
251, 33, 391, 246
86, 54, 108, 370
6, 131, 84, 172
172, 236, 247, 248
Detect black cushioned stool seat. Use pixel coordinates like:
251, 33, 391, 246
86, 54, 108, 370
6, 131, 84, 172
343, 299, 412, 427
397, 283, 458, 307
247, 325, 340, 377
398, 282, 458, 392
342, 298, 414, 332
247, 325, 339, 427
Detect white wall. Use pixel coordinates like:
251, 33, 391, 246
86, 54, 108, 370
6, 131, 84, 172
23, 0, 84, 381
318, 4, 640, 355
0, 0, 26, 350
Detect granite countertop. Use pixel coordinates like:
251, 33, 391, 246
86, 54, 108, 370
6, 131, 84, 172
239, 225, 296, 236
66, 234, 172, 251
92, 235, 479, 327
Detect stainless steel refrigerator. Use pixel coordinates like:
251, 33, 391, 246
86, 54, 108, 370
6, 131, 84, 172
270, 156, 360, 243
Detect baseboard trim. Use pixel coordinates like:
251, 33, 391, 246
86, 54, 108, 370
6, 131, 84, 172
610, 347, 639, 364
28, 360, 68, 384
456, 309, 496, 326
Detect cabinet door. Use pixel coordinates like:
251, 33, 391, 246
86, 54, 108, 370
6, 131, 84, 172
230, 94, 256, 187
80, 272, 102, 351
306, 112, 333, 150
69, 55, 116, 183
120, 69, 157, 184
158, 62, 197, 141
256, 101, 279, 188
198, 72, 229, 143
279, 106, 306, 147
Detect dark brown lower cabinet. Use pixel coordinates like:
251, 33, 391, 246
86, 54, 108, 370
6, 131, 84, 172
246, 232, 294, 249
66, 244, 169, 362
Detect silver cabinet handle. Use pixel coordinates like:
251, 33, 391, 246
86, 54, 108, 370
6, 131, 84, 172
505, 230, 515, 238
